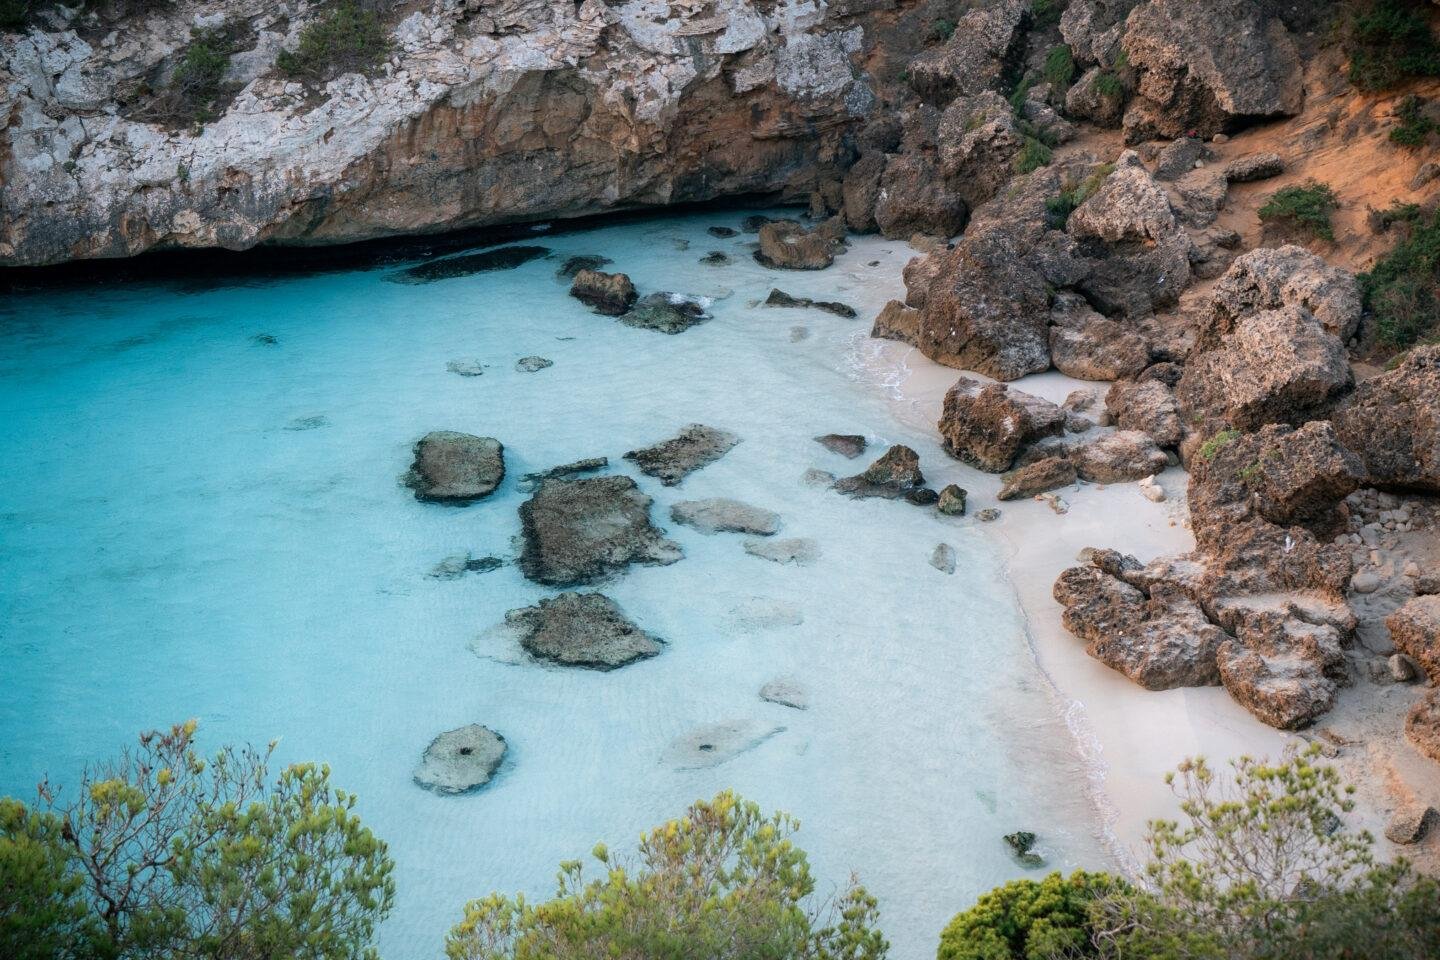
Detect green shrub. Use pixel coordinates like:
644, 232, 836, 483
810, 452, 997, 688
0, 720, 395, 960
1043, 44, 1075, 90
1258, 180, 1340, 241
1015, 137, 1053, 175
1389, 94, 1438, 148
1346, 0, 1440, 90
444, 791, 888, 960
1197, 428, 1241, 461
1045, 163, 1114, 226
151, 26, 240, 124
1362, 204, 1440, 348
1093, 70, 1124, 99
277, 1, 391, 82
928, 17, 956, 42
937, 871, 1112, 960
1030, 0, 1063, 29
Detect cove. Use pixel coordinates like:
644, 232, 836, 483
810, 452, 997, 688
0, 210, 1105, 959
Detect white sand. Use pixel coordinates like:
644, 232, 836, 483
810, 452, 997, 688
862, 339, 1297, 866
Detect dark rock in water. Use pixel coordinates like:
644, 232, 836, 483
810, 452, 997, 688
251, 333, 279, 346
413, 725, 506, 795
671, 498, 781, 536
521, 457, 608, 486
556, 254, 612, 279
1003, 831, 1045, 868
518, 475, 682, 586
744, 536, 819, 565
285, 415, 329, 431
937, 484, 967, 516
625, 424, 740, 486
620, 292, 710, 334
759, 678, 808, 710
700, 251, 732, 266
570, 269, 637, 315
446, 358, 486, 377
764, 288, 857, 318
429, 554, 505, 580
976, 508, 1001, 522
835, 445, 934, 502
404, 431, 505, 504
815, 433, 867, 459
802, 468, 836, 487
664, 720, 786, 769
755, 218, 845, 270
740, 215, 774, 233
905, 487, 940, 505
507, 592, 663, 670
515, 356, 553, 372
394, 245, 550, 283
708, 226, 739, 238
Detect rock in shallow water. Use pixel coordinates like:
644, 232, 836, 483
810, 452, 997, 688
556, 255, 613, 279
403, 431, 505, 504
664, 720, 786, 770
413, 725, 507, 795
670, 498, 780, 536
515, 356, 553, 372
744, 537, 820, 566
393, 245, 550, 283
760, 678, 809, 710
814, 433, 867, 458
570, 269, 637, 315
931, 543, 957, 575
834, 444, 933, 502
518, 475, 682, 586
446, 358, 486, 377
620, 292, 711, 334
429, 554, 504, 580
624, 424, 740, 486
506, 592, 662, 670
763, 288, 857, 318
520, 457, 608, 487
729, 598, 804, 630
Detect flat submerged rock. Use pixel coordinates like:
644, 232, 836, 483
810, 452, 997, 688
392, 245, 550, 283
624, 424, 740, 485
669, 498, 780, 536
518, 475, 682, 586
506, 592, 663, 670
413, 724, 507, 795
403, 431, 505, 504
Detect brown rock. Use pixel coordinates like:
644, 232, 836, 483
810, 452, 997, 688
834, 444, 931, 501
1388, 595, 1440, 684
841, 152, 887, 233
570, 269, 638, 316
999, 456, 1077, 501
756, 218, 844, 270
938, 378, 1066, 472
507, 592, 663, 670
403, 431, 505, 504
1049, 294, 1151, 381
906, 0, 1029, 102
874, 153, 968, 240
1406, 690, 1440, 763
1225, 153, 1286, 183
1217, 609, 1345, 730
1332, 345, 1440, 492
518, 475, 682, 586
937, 484, 968, 516
814, 434, 867, 459
1106, 379, 1182, 448
1073, 430, 1169, 484
1205, 246, 1362, 347
1385, 802, 1435, 844
870, 299, 922, 344
624, 424, 740, 486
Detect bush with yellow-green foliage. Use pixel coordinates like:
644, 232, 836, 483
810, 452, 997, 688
445, 790, 888, 960
937, 871, 1112, 960
0, 721, 394, 960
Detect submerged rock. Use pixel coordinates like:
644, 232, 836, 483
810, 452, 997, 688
403, 431, 505, 504
744, 537, 819, 566
670, 498, 780, 536
834, 445, 931, 501
446, 358, 486, 377
931, 543, 957, 575
814, 433, 867, 459
700, 251, 732, 266
429, 554, 504, 580
520, 457, 609, 486
517, 475, 682, 586
760, 678, 809, 710
729, 598, 805, 631
624, 424, 740, 486
619, 292, 711, 334
556, 254, 612, 279
394, 245, 550, 283
763, 289, 856, 318
413, 725, 507, 795
570, 269, 638, 316
1003, 830, 1045, 868
708, 226, 738, 238
515, 356, 553, 373
506, 592, 662, 670
664, 720, 786, 770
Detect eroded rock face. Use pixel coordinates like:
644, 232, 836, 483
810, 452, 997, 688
906, 0, 1029, 103
1388, 596, 1440, 683
938, 378, 1065, 472
870, 299, 922, 344
1107, 378, 1182, 448
3, 0, 887, 268
506, 592, 663, 670
1217, 609, 1346, 730
404, 431, 505, 504
1206, 246, 1362, 348
874, 153, 968, 240
1332, 346, 1440, 492
624, 424, 740, 486
413, 725, 507, 795
1407, 691, 1440, 763
999, 456, 1077, 501
1073, 430, 1168, 483
1121, 0, 1304, 142
518, 475, 682, 586
1049, 295, 1151, 381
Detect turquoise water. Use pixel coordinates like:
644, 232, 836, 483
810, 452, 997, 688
0, 212, 1104, 959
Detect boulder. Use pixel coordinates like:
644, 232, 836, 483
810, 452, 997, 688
1217, 609, 1347, 730
620, 293, 710, 334
1206, 246, 1362, 347
1106, 379, 1182, 448
1385, 802, 1435, 844
1177, 305, 1352, 432
1332, 346, 1440, 492
624, 424, 740, 486
834, 444, 933, 501
517, 475, 682, 586
842, 152, 886, 233
756, 218, 845, 270
874, 153, 968, 240
570, 269, 638, 315
814, 434, 867, 458
1407, 690, 1440, 763
1225, 153, 1285, 183
938, 378, 1066, 472
515, 356, 553, 372
931, 542, 957, 574
403, 431, 505, 504
1073, 430, 1169, 483
906, 0, 1029, 102
506, 592, 663, 670
1065, 66, 1128, 127
1061, 0, 1141, 67
764, 289, 856, 318
1121, 0, 1304, 142
936, 91, 1028, 209
1153, 137, 1210, 181
745, 537, 819, 565
1049, 300, 1151, 381
870, 299, 922, 343
1387, 596, 1440, 683
1053, 564, 1226, 690
413, 725, 507, 795
937, 484, 968, 516
670, 498, 781, 536
999, 456, 1078, 501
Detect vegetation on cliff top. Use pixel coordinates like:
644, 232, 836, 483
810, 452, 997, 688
277, 1, 392, 83
1364, 202, 1440, 350
1258, 181, 1340, 242
1345, 0, 1440, 91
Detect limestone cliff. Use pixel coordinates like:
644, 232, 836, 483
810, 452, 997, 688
0, 0, 923, 267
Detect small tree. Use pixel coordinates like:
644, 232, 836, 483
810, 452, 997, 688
445, 790, 888, 960
1, 720, 395, 960
937, 871, 1113, 960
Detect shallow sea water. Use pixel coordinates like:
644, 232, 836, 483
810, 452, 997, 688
0, 212, 1106, 959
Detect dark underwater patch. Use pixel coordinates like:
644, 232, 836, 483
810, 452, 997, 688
390, 245, 551, 283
